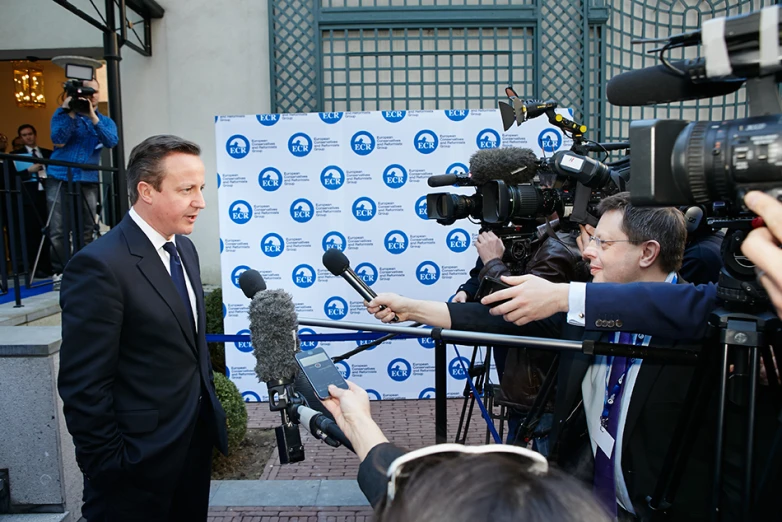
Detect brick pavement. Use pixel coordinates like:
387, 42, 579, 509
207, 506, 375, 521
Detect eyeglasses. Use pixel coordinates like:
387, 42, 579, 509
386, 443, 548, 501
587, 235, 638, 249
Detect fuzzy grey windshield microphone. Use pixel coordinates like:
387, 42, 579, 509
468, 147, 539, 186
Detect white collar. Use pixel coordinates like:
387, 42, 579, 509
25, 145, 38, 154
129, 207, 175, 252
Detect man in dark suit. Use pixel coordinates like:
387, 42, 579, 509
58, 135, 228, 522
367, 193, 715, 520
11, 124, 53, 276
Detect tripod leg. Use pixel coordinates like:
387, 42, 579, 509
711, 342, 730, 522
455, 346, 480, 444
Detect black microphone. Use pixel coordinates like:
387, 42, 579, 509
606, 60, 745, 106
468, 147, 539, 186
427, 173, 468, 187
322, 249, 399, 322
238, 269, 267, 299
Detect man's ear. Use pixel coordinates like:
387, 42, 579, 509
137, 181, 154, 204
639, 240, 661, 269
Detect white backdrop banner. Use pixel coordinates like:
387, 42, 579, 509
215, 108, 572, 401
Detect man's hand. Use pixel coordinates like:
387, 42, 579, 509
475, 231, 505, 264
742, 191, 782, 317
29, 164, 44, 173
452, 290, 468, 303
322, 381, 388, 461
481, 274, 569, 326
367, 293, 412, 323
576, 224, 596, 259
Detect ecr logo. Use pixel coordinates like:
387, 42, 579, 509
383, 164, 408, 189
538, 128, 563, 153
261, 233, 284, 257
288, 132, 313, 157
217, 173, 221, 189
319, 112, 343, 124
336, 361, 351, 379
242, 391, 262, 402
231, 265, 251, 288
354, 262, 378, 286
416, 261, 441, 285
234, 329, 253, 353
366, 389, 382, 401
355, 330, 377, 350
476, 129, 501, 149
226, 134, 249, 159
446, 162, 468, 175
446, 229, 471, 253
298, 328, 318, 351
220, 238, 224, 254
384, 230, 408, 254
351, 131, 376, 156
229, 200, 252, 224
290, 198, 314, 223
324, 296, 348, 320
449, 356, 471, 380
352, 197, 376, 222
292, 264, 316, 288
320, 165, 345, 190
445, 109, 469, 121
419, 388, 436, 399
388, 358, 412, 382
256, 114, 280, 126
382, 110, 406, 123
322, 231, 347, 252
259, 167, 282, 192
414, 130, 438, 154
415, 196, 428, 220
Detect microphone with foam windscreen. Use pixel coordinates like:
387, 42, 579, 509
468, 147, 539, 186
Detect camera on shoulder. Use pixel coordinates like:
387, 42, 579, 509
52, 56, 102, 114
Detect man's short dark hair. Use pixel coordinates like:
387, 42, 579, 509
597, 192, 687, 274
18, 124, 36, 136
127, 135, 201, 205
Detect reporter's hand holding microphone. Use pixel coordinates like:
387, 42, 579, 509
742, 191, 782, 318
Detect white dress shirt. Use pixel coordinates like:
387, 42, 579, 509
129, 207, 198, 331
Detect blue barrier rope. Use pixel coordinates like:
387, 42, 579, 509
454, 345, 502, 444
205, 332, 418, 343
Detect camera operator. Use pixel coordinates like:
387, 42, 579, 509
322, 380, 610, 522
48, 78, 118, 283
742, 191, 782, 319
678, 206, 724, 285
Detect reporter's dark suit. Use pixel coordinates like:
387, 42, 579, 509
447, 298, 714, 521
58, 214, 228, 521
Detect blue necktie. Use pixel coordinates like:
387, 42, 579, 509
593, 332, 634, 516
162, 242, 195, 332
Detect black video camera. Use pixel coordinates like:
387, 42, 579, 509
61, 62, 96, 114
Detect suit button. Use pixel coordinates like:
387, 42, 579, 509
616, 320, 623, 328
607, 320, 615, 327
595, 319, 604, 327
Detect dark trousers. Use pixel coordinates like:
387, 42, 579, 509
82, 401, 214, 522
45, 180, 98, 273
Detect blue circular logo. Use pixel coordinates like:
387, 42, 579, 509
355, 330, 377, 350
324, 296, 348, 320
336, 361, 351, 379
319, 112, 343, 124
449, 356, 471, 380
415, 196, 428, 220
231, 265, 251, 289
320, 165, 345, 190
384, 230, 408, 254
298, 328, 318, 351
322, 231, 347, 252
217, 173, 221, 189
290, 198, 314, 223
288, 132, 313, 157
355, 262, 378, 287
351, 131, 376, 156
226, 366, 230, 378
444, 109, 469, 121
383, 164, 408, 189
417, 325, 435, 349
259, 167, 283, 192
382, 111, 406, 123
220, 238, 224, 253
256, 114, 280, 126
222, 303, 227, 318
226, 134, 250, 159
234, 329, 253, 353
416, 261, 441, 285
229, 200, 252, 224
477, 128, 501, 149
292, 264, 316, 288
261, 233, 284, 257
388, 358, 412, 382
242, 391, 262, 402
414, 130, 438, 154
446, 229, 471, 253
446, 162, 469, 175
366, 389, 382, 401
419, 387, 437, 399
538, 128, 563, 153
352, 197, 376, 222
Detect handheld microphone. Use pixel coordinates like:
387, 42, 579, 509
238, 269, 267, 299
468, 147, 539, 186
322, 249, 399, 322
292, 404, 353, 451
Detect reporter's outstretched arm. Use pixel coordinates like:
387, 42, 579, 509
742, 190, 782, 318
367, 293, 452, 327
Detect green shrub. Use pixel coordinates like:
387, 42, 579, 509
204, 287, 226, 374
213, 371, 248, 455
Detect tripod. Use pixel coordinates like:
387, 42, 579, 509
454, 345, 494, 444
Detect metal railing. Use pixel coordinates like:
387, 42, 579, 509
0, 153, 118, 307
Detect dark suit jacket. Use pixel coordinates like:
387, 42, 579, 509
11, 146, 52, 181
447, 297, 713, 521
58, 213, 227, 490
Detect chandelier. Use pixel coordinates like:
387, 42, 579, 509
13, 63, 46, 108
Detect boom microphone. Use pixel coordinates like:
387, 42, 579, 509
238, 269, 267, 299
468, 147, 539, 186
322, 249, 399, 322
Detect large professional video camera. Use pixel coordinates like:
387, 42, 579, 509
52, 56, 101, 114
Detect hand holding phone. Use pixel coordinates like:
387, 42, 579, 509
474, 276, 512, 308
295, 347, 350, 400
